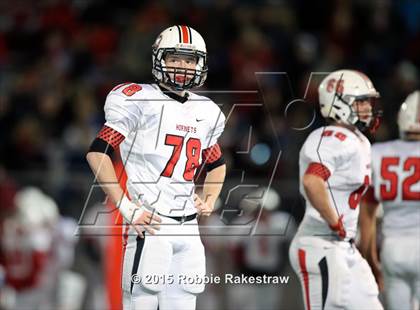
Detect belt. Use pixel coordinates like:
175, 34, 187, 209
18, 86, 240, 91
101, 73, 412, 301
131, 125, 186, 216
158, 212, 197, 224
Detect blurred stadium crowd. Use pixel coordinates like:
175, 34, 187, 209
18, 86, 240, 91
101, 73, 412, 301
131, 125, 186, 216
0, 0, 419, 309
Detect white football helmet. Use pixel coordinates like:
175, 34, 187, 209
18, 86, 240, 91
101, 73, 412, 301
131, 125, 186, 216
398, 90, 420, 138
15, 187, 59, 227
152, 25, 207, 90
318, 70, 380, 131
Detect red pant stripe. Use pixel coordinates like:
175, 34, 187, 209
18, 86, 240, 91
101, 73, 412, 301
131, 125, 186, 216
298, 248, 311, 310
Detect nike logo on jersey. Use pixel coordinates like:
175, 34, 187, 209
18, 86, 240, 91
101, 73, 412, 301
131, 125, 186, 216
196, 118, 204, 122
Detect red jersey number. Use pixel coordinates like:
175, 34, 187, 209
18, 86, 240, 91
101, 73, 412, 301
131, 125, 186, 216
161, 135, 184, 178
161, 134, 202, 181
402, 157, 420, 201
349, 175, 370, 209
380, 157, 400, 200
122, 84, 142, 96
326, 79, 344, 95
380, 157, 420, 201
183, 138, 201, 181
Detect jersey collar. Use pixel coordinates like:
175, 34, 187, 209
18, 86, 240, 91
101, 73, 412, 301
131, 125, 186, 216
157, 84, 189, 103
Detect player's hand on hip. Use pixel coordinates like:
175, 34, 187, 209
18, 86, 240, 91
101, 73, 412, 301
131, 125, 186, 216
118, 196, 162, 238
132, 210, 162, 238
329, 215, 346, 240
194, 194, 213, 217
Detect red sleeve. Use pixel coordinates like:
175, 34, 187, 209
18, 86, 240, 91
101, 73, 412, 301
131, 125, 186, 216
202, 143, 222, 164
97, 125, 125, 149
305, 162, 331, 181
362, 186, 379, 204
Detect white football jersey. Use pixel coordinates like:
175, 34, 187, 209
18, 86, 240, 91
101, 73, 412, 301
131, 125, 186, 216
371, 140, 420, 237
104, 83, 225, 217
298, 125, 371, 239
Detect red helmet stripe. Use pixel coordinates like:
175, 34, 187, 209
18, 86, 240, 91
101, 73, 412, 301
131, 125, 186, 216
181, 25, 189, 43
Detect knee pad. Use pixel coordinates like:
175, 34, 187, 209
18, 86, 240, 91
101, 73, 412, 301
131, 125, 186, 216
324, 245, 352, 308
355, 256, 379, 296
178, 241, 206, 294
138, 237, 173, 293
348, 256, 382, 310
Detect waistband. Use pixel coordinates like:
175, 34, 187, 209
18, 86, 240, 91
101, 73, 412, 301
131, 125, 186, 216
158, 212, 197, 224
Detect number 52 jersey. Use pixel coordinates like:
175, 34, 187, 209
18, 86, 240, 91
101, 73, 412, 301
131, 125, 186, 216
103, 83, 225, 217
370, 139, 420, 237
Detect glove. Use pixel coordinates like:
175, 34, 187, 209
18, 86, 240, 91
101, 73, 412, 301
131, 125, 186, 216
329, 215, 346, 239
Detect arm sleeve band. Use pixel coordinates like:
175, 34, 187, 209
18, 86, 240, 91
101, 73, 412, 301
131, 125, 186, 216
97, 125, 125, 148
202, 144, 225, 172
88, 138, 114, 156
205, 156, 226, 172
305, 162, 331, 180
88, 125, 125, 155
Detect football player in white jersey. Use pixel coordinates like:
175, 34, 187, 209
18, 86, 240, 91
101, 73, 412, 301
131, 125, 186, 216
289, 70, 383, 309
86, 25, 226, 310
360, 90, 420, 310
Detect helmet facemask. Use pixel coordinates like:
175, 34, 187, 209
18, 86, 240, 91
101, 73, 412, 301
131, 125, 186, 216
152, 47, 208, 91
330, 91, 382, 133
349, 95, 382, 132
319, 70, 381, 133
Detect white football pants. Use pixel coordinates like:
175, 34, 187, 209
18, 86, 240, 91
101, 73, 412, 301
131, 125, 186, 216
289, 235, 383, 310
381, 236, 420, 310
122, 216, 205, 310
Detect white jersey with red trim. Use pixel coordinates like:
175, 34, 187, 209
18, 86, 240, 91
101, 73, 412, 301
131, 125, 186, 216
104, 83, 225, 217
370, 139, 420, 237
0, 217, 52, 291
298, 125, 371, 239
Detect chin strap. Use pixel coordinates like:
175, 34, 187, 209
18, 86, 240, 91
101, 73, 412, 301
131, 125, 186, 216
353, 109, 383, 133
369, 116, 381, 133
354, 120, 369, 132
